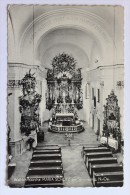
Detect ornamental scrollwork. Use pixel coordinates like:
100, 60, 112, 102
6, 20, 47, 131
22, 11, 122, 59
8, 80, 21, 88
103, 90, 121, 151
46, 53, 83, 111
51, 52, 76, 75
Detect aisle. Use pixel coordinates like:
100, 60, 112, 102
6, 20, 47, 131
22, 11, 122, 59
61, 145, 92, 187
39, 121, 99, 187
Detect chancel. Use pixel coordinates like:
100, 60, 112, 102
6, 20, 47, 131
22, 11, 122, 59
46, 53, 84, 133
7, 5, 124, 188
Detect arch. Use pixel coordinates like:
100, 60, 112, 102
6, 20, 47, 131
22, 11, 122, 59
19, 8, 116, 67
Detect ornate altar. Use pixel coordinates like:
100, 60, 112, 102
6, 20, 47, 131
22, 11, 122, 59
46, 53, 84, 133
19, 70, 41, 136
102, 90, 121, 150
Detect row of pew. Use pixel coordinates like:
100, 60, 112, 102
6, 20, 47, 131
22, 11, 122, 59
24, 145, 64, 187
82, 146, 123, 187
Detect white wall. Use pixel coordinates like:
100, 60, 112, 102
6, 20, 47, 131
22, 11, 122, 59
86, 64, 124, 138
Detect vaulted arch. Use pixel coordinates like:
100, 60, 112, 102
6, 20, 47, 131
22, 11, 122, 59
18, 8, 116, 68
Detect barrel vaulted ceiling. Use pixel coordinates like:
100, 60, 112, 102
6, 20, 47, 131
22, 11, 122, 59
8, 5, 124, 73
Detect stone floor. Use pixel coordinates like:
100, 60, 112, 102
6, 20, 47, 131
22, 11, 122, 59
61, 145, 93, 187
8, 150, 33, 187
8, 121, 123, 188
40, 121, 99, 147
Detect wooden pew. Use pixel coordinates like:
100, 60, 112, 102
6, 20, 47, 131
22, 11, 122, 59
90, 164, 123, 178
28, 166, 63, 175
25, 174, 63, 183
33, 149, 61, 154
24, 145, 64, 188
95, 180, 123, 187
82, 147, 110, 158
36, 146, 61, 150
24, 183, 64, 188
93, 171, 123, 187
87, 157, 117, 171
30, 160, 62, 167
25, 174, 64, 187
32, 153, 62, 160
84, 152, 113, 167
83, 148, 111, 161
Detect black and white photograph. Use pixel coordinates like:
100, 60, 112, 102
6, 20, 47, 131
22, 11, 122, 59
1, 1, 130, 193
6, 4, 124, 188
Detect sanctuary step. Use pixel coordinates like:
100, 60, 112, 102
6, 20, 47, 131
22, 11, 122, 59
82, 146, 123, 187
24, 145, 64, 188
93, 171, 123, 187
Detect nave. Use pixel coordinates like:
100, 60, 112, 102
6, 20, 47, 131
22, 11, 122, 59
8, 122, 98, 187
8, 121, 123, 188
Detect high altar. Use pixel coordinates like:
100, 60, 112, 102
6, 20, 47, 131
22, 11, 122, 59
46, 53, 84, 133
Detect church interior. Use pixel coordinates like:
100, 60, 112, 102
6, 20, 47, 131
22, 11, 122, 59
7, 5, 124, 187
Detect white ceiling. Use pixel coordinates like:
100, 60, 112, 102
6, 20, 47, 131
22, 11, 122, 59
36, 28, 98, 69
8, 5, 124, 70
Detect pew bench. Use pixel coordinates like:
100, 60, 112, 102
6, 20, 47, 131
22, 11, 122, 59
36, 146, 61, 150
28, 166, 63, 175
24, 182, 64, 188
93, 171, 123, 187
25, 173, 63, 182
33, 149, 61, 154
90, 163, 123, 178
30, 160, 62, 167
25, 173, 64, 187
84, 152, 113, 167
94, 180, 123, 187
24, 145, 64, 188
32, 153, 62, 160
87, 157, 117, 172
82, 147, 110, 158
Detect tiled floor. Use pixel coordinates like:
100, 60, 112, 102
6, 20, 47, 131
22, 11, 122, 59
8, 122, 101, 187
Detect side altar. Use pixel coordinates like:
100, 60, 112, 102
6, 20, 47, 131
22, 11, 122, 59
46, 53, 84, 133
